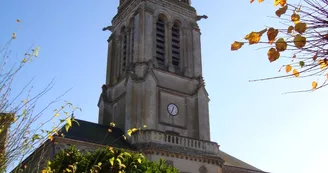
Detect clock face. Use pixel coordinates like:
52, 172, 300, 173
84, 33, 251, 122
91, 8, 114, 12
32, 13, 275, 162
167, 103, 179, 116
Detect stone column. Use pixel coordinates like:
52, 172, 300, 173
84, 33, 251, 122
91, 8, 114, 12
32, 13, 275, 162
192, 27, 202, 77
167, 22, 174, 72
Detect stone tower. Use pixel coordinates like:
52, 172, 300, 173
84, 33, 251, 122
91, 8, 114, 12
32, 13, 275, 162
98, 1, 223, 172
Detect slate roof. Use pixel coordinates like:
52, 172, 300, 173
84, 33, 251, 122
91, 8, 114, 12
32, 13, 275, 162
219, 150, 265, 172
60, 119, 134, 150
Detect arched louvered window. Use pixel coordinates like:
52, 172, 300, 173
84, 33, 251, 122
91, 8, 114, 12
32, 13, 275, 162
156, 16, 166, 67
171, 22, 181, 69
121, 27, 127, 74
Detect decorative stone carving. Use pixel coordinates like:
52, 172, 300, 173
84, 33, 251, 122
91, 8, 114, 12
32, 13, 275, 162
199, 165, 208, 173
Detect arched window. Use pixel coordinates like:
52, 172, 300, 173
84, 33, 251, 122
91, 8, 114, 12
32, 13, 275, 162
121, 26, 127, 74
171, 21, 181, 69
156, 15, 166, 67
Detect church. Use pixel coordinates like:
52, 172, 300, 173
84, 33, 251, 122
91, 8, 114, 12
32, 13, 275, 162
15, 0, 268, 173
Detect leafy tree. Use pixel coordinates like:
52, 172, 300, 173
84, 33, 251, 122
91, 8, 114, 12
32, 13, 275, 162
232, 0, 328, 92
42, 146, 179, 173
1, 20, 79, 172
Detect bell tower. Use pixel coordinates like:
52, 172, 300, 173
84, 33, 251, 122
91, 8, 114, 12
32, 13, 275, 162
99, 0, 210, 141
99, 1, 223, 172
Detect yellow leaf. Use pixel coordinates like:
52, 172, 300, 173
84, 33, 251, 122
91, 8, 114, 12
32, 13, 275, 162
274, 0, 280, 6
122, 135, 126, 140
127, 129, 132, 136
267, 28, 279, 44
110, 122, 115, 127
287, 26, 294, 33
48, 135, 54, 141
33, 46, 40, 57
291, 13, 300, 24
231, 41, 244, 51
66, 118, 72, 126
293, 34, 306, 48
108, 128, 112, 133
258, 0, 264, 2
295, 22, 307, 34
12, 32, 16, 39
275, 5, 288, 17
293, 69, 300, 77
54, 113, 59, 117
275, 38, 287, 52
286, 65, 292, 73
319, 59, 328, 69
244, 29, 267, 45
267, 48, 280, 62
137, 158, 142, 164
312, 81, 318, 90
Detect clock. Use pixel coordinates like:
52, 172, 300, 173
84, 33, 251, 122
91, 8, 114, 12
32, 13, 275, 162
167, 103, 179, 116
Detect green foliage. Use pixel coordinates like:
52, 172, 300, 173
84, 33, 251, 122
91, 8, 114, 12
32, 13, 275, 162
43, 146, 179, 173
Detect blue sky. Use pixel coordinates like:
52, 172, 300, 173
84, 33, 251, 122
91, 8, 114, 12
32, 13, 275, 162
1, 0, 328, 173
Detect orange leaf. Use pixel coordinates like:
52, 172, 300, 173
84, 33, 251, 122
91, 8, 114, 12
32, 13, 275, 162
275, 5, 288, 17
286, 65, 292, 73
267, 28, 279, 44
258, 0, 264, 2
293, 69, 300, 77
244, 29, 267, 45
250, 0, 255, 2
312, 53, 318, 61
312, 81, 318, 90
16, 19, 21, 23
279, 0, 286, 6
268, 48, 280, 62
231, 41, 244, 51
291, 13, 300, 24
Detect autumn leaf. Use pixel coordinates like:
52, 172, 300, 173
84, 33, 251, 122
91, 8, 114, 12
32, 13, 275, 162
250, 0, 255, 3
291, 13, 300, 24
293, 34, 306, 48
299, 61, 305, 67
244, 29, 267, 45
267, 28, 279, 44
268, 48, 280, 62
231, 41, 244, 51
319, 59, 328, 69
276, 5, 288, 17
48, 135, 54, 141
312, 81, 318, 90
108, 128, 112, 133
295, 22, 307, 34
258, 0, 264, 2
275, 38, 287, 52
286, 64, 292, 73
274, 0, 286, 6
312, 53, 318, 61
293, 69, 300, 77
287, 26, 294, 33
16, 19, 21, 23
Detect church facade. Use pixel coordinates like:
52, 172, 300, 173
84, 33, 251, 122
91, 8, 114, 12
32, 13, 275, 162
14, 1, 268, 173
